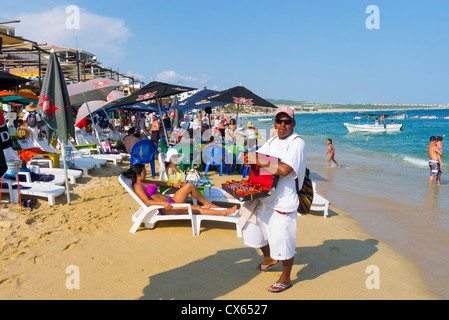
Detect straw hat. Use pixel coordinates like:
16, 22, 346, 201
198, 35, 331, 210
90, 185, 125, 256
25, 102, 37, 112
247, 121, 254, 127
164, 148, 184, 163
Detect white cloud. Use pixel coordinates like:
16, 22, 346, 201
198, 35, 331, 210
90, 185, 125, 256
14, 6, 132, 67
155, 71, 210, 87
125, 71, 146, 82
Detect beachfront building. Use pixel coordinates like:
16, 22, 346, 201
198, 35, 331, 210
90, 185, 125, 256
1, 24, 141, 95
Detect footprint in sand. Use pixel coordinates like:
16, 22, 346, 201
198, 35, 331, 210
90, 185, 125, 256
62, 240, 81, 251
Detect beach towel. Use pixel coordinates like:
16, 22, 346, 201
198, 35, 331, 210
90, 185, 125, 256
17, 148, 49, 164
237, 199, 260, 229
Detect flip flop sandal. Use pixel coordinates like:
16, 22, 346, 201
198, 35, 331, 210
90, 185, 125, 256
268, 282, 292, 293
256, 260, 278, 272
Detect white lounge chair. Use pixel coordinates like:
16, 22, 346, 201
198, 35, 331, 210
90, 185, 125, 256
34, 138, 106, 169
1, 178, 65, 206
5, 147, 83, 184
65, 140, 123, 166
161, 185, 242, 237
309, 182, 330, 218
119, 174, 195, 234
18, 139, 95, 175
16, 139, 55, 168
28, 165, 83, 184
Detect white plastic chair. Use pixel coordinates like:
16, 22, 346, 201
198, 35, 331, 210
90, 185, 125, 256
1, 178, 65, 206
65, 140, 122, 166
34, 138, 104, 170
5, 147, 83, 184
118, 174, 195, 234
163, 186, 243, 237
310, 182, 330, 218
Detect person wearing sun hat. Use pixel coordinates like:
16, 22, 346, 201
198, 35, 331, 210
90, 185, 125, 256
164, 148, 186, 183
22, 102, 42, 143
245, 121, 259, 149
241, 105, 306, 293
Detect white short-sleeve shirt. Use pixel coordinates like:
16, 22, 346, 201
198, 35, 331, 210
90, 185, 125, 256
256, 133, 306, 212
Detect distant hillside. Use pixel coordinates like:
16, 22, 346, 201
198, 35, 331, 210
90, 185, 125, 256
266, 98, 306, 105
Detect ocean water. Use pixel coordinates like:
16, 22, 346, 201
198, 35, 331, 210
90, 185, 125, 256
246, 109, 449, 299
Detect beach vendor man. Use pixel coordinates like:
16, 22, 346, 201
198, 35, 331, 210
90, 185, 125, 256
242, 105, 306, 293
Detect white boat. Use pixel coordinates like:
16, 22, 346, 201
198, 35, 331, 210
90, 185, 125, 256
391, 111, 407, 120
444, 116, 449, 119
258, 118, 273, 122
344, 111, 403, 133
353, 116, 361, 119
344, 123, 403, 133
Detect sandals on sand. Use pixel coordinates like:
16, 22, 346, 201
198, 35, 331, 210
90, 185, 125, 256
256, 260, 278, 272
268, 282, 292, 293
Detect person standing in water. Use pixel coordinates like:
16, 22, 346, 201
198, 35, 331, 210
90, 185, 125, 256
428, 136, 443, 185
326, 139, 340, 167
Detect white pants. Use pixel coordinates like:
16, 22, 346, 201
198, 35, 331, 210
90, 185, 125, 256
242, 203, 297, 261
28, 127, 39, 143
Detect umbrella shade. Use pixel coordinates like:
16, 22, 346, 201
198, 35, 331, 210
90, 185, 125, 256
208, 85, 277, 108
37, 50, 75, 144
75, 100, 108, 125
0, 71, 29, 90
67, 78, 122, 105
36, 49, 75, 204
106, 101, 166, 113
171, 89, 226, 110
0, 91, 38, 105
112, 81, 196, 108
106, 90, 125, 102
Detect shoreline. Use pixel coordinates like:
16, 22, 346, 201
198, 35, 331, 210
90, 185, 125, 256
222, 106, 449, 118
0, 161, 439, 299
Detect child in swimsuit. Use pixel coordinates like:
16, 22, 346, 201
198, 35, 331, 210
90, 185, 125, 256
122, 163, 237, 216
327, 139, 340, 167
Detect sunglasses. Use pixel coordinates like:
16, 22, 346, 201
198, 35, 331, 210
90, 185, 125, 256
275, 118, 294, 125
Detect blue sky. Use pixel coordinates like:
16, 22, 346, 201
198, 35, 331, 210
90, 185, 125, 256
2, 0, 449, 104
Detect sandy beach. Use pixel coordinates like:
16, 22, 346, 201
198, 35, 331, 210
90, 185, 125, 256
0, 159, 439, 300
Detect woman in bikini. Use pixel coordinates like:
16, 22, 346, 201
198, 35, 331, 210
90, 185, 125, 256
122, 163, 237, 216
326, 139, 340, 167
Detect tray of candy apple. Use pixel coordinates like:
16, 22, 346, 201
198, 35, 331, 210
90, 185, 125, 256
222, 171, 279, 201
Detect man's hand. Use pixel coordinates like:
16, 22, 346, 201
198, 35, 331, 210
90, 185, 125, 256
243, 152, 257, 167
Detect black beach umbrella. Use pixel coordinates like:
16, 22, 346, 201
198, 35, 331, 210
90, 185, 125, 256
208, 85, 277, 109
0, 71, 29, 90
208, 85, 277, 126
37, 49, 75, 203
112, 81, 196, 108
170, 89, 224, 110
113, 81, 196, 144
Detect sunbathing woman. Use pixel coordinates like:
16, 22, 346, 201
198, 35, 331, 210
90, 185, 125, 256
122, 163, 237, 216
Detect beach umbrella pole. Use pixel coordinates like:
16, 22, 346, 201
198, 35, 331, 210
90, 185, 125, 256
60, 140, 71, 204
102, 109, 120, 135
157, 97, 169, 146
83, 98, 105, 152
